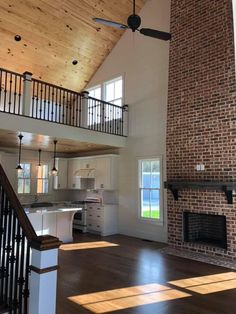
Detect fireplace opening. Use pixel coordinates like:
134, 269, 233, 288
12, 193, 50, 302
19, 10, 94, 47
183, 212, 227, 249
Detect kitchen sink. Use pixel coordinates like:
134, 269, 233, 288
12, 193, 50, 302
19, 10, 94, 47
30, 202, 54, 208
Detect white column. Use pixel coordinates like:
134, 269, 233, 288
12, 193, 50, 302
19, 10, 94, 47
29, 235, 61, 314
22, 71, 32, 116
81, 91, 89, 128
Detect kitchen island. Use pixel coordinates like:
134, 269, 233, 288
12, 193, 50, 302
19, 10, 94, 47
25, 206, 81, 243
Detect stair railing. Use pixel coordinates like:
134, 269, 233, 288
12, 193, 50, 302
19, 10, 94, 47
0, 164, 61, 314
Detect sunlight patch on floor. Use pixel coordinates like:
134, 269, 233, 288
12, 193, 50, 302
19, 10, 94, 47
60, 241, 119, 251
169, 272, 236, 294
68, 283, 191, 313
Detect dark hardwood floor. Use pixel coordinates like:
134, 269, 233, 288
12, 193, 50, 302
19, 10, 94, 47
57, 232, 236, 314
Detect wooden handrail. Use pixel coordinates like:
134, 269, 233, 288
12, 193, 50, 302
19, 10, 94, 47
0, 164, 61, 250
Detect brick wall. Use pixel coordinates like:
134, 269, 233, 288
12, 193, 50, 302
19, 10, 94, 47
167, 0, 236, 258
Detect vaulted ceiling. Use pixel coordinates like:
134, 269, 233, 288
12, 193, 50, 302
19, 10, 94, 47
0, 0, 146, 92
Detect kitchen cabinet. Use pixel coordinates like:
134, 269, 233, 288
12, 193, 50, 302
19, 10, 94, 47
26, 207, 78, 242
67, 158, 81, 189
87, 203, 118, 236
64, 154, 119, 190
54, 158, 68, 189
67, 157, 96, 189
95, 156, 119, 190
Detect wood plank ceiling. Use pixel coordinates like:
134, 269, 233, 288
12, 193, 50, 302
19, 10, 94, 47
0, 0, 146, 92
0, 129, 117, 154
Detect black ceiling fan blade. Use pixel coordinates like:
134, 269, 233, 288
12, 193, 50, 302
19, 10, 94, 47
93, 18, 128, 30
140, 28, 171, 41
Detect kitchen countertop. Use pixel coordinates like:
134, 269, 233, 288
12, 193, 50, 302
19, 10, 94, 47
24, 206, 82, 214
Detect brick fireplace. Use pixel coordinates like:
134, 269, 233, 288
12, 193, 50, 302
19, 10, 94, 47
166, 0, 236, 258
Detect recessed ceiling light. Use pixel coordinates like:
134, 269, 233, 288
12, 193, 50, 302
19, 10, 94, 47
72, 60, 78, 65
14, 35, 22, 42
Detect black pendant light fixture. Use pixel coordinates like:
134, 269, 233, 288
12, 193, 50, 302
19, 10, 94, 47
51, 140, 58, 175
16, 134, 23, 173
38, 149, 42, 168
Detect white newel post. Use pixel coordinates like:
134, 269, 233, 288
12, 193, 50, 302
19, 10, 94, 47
29, 235, 61, 314
81, 91, 89, 128
22, 71, 32, 116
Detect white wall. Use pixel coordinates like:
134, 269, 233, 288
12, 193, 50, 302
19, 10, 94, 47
87, 0, 170, 242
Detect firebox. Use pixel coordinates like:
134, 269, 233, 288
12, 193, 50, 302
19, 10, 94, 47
183, 212, 227, 249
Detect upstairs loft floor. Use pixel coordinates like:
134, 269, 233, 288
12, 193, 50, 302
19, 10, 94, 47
57, 233, 236, 314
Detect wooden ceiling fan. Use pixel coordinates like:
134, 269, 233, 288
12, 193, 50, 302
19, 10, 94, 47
93, 0, 171, 41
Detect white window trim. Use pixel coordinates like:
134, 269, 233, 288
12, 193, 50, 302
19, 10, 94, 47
36, 164, 50, 194
87, 74, 125, 106
137, 156, 164, 225
17, 160, 52, 196
17, 162, 32, 195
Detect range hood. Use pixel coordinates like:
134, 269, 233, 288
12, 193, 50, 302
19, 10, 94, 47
74, 168, 95, 178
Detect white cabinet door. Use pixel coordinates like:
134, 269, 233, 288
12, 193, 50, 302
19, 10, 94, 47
95, 157, 111, 190
67, 159, 82, 189
87, 204, 118, 236
95, 156, 119, 190
54, 158, 68, 189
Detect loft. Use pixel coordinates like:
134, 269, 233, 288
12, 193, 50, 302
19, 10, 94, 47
0, 67, 128, 138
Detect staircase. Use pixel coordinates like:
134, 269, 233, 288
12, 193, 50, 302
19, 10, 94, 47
0, 164, 60, 313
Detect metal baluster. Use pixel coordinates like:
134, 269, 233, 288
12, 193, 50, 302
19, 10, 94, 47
3, 71, 7, 112
13, 75, 17, 114
58, 88, 62, 123
75, 94, 78, 127
18, 76, 22, 115
51, 86, 55, 121
55, 87, 58, 123
79, 94, 82, 127
31, 80, 35, 118
40, 82, 43, 119
1, 194, 8, 303
47, 85, 50, 121
4, 200, 12, 305
9, 211, 17, 309
8, 73, 13, 113
36, 82, 39, 119
43, 83, 47, 120
18, 230, 25, 314
13, 220, 21, 311
62, 90, 65, 124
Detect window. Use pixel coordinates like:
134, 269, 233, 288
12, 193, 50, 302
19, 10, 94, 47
87, 76, 123, 125
139, 158, 162, 221
18, 163, 31, 194
37, 165, 49, 194
104, 76, 123, 106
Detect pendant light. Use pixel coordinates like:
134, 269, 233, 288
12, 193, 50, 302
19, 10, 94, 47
51, 140, 58, 175
38, 149, 42, 168
16, 134, 23, 173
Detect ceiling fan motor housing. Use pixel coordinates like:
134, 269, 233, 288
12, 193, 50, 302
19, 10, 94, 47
127, 14, 141, 31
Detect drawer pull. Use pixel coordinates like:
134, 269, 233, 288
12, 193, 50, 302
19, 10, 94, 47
97, 215, 100, 218
88, 224, 92, 226
97, 225, 100, 228
89, 214, 92, 217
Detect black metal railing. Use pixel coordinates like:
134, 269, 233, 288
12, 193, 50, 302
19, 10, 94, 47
0, 165, 35, 313
0, 68, 23, 115
0, 67, 128, 137
31, 79, 82, 127
87, 97, 125, 136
